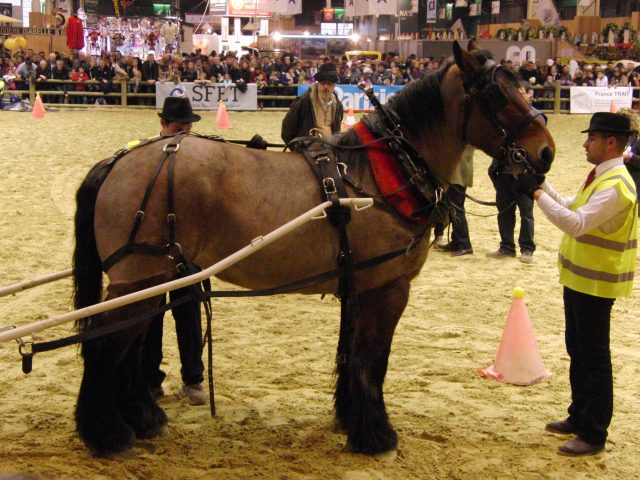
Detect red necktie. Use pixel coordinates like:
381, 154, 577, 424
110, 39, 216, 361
584, 167, 596, 188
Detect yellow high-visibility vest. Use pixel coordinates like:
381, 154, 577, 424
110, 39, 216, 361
125, 135, 161, 150
558, 166, 638, 298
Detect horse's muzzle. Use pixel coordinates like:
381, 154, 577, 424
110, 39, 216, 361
537, 145, 554, 174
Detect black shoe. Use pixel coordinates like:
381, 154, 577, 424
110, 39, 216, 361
436, 242, 457, 252
545, 419, 578, 435
558, 436, 604, 456
451, 248, 473, 257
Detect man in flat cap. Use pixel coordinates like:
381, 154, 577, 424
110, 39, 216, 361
281, 62, 344, 146
529, 112, 637, 456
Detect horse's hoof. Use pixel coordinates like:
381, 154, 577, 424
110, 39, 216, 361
345, 425, 398, 456
78, 422, 136, 457
122, 400, 168, 439
333, 417, 347, 434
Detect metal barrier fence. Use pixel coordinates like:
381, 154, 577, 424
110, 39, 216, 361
6, 79, 640, 112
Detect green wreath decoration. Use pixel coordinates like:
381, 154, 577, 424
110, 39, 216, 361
527, 26, 542, 39
620, 22, 638, 44
602, 22, 621, 42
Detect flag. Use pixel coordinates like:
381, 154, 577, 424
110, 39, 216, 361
469, 0, 481, 16
491, 0, 500, 14
369, 0, 397, 16
534, 0, 560, 26
450, 18, 466, 38
262, 0, 301, 14
345, 0, 368, 16
426, 0, 436, 23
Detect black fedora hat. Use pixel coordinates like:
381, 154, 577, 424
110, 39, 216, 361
316, 62, 339, 83
580, 112, 633, 135
158, 96, 201, 123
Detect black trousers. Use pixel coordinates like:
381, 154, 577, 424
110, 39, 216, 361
141, 286, 204, 388
433, 184, 471, 250
491, 172, 535, 254
563, 287, 614, 445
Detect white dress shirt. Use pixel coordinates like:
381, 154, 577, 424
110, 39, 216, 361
536, 157, 632, 238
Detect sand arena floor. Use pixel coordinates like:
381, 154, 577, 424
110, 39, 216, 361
0, 110, 638, 479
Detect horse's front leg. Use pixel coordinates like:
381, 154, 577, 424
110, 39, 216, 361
335, 276, 410, 455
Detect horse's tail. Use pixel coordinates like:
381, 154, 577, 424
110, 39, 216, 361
73, 159, 113, 333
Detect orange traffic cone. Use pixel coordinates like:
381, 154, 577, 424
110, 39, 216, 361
31, 93, 46, 119
216, 100, 232, 129
477, 287, 552, 386
610, 100, 618, 113
343, 107, 357, 127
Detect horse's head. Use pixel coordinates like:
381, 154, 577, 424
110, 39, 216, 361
451, 39, 555, 175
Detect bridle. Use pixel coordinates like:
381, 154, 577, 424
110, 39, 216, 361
459, 58, 546, 175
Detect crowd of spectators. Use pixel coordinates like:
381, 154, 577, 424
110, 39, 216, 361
2, 47, 640, 106
0, 47, 447, 105
501, 56, 640, 106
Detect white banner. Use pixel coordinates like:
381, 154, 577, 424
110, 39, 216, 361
262, 0, 302, 14
368, 0, 397, 15
221, 16, 229, 41
156, 83, 258, 110
533, 0, 560, 27
569, 86, 633, 114
426, 0, 436, 23
491, 0, 499, 14
345, 0, 369, 17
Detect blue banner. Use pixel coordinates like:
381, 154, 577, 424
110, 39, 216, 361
297, 84, 405, 111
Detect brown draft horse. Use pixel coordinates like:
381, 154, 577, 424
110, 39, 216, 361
72, 41, 555, 456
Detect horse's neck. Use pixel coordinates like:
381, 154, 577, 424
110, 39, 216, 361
388, 110, 465, 182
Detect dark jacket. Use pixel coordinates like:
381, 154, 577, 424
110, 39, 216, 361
281, 87, 344, 146
141, 61, 159, 81
51, 66, 69, 81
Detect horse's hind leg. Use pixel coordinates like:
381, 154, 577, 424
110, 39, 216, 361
76, 320, 138, 455
118, 332, 168, 439
335, 276, 410, 455
75, 284, 165, 455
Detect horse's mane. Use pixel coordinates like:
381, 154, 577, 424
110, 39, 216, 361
386, 60, 452, 137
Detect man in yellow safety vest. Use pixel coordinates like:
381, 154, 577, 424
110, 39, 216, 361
529, 112, 637, 456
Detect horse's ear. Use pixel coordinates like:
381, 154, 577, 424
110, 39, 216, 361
467, 37, 480, 52
453, 40, 480, 79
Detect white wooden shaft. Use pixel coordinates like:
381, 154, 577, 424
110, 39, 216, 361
0, 269, 73, 298
0, 199, 373, 346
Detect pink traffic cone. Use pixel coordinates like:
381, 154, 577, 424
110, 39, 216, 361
343, 107, 357, 127
216, 100, 232, 129
31, 93, 46, 119
478, 287, 551, 386
610, 100, 618, 113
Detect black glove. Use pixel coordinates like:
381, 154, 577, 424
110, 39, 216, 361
516, 174, 545, 198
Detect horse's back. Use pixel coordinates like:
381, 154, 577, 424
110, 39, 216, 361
94, 135, 428, 292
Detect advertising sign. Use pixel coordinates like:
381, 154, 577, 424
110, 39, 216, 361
570, 86, 633, 114
298, 84, 404, 111
156, 83, 258, 110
